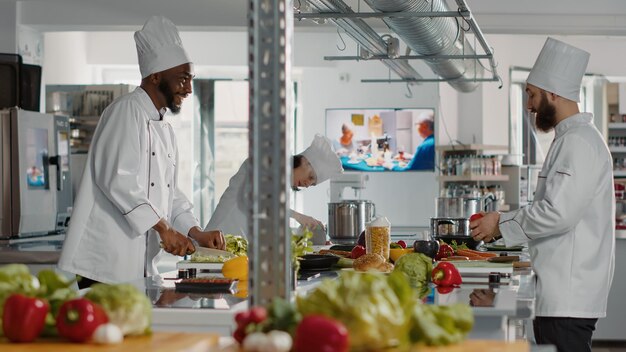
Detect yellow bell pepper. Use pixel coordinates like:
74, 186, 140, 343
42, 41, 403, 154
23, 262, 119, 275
222, 255, 249, 280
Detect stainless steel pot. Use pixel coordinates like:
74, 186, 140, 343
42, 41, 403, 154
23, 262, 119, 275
430, 217, 470, 237
328, 200, 375, 242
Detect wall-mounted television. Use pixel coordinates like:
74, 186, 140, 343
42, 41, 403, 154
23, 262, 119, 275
325, 108, 436, 172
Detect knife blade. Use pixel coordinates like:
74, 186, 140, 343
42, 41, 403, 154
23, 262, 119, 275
188, 237, 235, 258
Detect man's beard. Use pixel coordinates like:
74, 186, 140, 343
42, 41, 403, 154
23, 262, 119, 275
158, 80, 181, 114
533, 92, 557, 132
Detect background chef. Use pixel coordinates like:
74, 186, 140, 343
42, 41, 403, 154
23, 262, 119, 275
205, 134, 343, 242
59, 16, 225, 288
470, 37, 615, 352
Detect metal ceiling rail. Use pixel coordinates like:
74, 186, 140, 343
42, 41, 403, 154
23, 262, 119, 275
293, 10, 470, 20
362, 77, 499, 83
324, 54, 493, 60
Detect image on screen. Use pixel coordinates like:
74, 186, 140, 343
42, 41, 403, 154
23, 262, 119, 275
325, 108, 435, 172
25, 127, 49, 189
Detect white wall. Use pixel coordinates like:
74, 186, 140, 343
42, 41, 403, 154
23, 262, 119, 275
43, 30, 447, 229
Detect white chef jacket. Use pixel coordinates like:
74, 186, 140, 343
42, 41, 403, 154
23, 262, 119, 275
499, 113, 615, 318
58, 88, 199, 284
204, 159, 249, 238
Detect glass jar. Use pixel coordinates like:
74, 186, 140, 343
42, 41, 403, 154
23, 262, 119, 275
365, 215, 391, 260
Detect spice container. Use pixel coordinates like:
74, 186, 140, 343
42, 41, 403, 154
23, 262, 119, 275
365, 215, 391, 260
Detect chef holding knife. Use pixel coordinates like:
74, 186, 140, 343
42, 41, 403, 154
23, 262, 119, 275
59, 16, 224, 288
204, 134, 343, 240
470, 38, 614, 352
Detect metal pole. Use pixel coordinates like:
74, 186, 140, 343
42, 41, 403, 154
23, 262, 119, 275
248, 0, 293, 306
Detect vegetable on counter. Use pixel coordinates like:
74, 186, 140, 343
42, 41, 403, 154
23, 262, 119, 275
2, 294, 49, 342
92, 323, 124, 344
435, 243, 455, 261
393, 252, 433, 290
294, 315, 349, 352
432, 262, 462, 287
84, 284, 152, 336
350, 245, 366, 259
56, 298, 109, 342
222, 255, 249, 281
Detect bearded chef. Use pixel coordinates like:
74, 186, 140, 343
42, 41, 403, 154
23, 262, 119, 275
205, 134, 343, 241
470, 38, 615, 352
59, 16, 225, 288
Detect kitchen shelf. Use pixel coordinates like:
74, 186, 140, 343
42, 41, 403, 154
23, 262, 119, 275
614, 170, 626, 177
609, 123, 626, 129
436, 144, 508, 153
609, 147, 626, 153
437, 175, 510, 182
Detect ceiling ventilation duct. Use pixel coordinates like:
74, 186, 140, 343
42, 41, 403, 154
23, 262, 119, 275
362, 0, 484, 92
306, 0, 424, 81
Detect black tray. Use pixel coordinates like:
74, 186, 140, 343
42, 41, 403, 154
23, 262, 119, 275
299, 254, 340, 271
175, 278, 238, 294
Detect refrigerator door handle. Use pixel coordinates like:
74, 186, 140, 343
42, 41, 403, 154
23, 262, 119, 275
48, 155, 62, 191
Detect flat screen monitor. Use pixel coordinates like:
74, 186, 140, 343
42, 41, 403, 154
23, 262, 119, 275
325, 108, 436, 172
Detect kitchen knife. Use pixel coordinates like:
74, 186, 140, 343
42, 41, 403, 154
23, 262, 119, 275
189, 237, 235, 258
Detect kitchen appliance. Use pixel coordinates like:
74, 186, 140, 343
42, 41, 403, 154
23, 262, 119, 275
435, 193, 497, 218
328, 173, 375, 244
430, 217, 470, 237
328, 200, 375, 244
0, 53, 42, 112
1, 108, 72, 238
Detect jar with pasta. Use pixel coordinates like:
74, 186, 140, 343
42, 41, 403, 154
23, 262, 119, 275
365, 215, 391, 261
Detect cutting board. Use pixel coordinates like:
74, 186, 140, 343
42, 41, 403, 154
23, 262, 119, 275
0, 332, 218, 352
412, 340, 528, 351
177, 260, 224, 270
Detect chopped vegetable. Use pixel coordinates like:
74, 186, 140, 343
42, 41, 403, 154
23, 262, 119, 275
225, 234, 248, 256
2, 293, 49, 342
84, 284, 151, 336
56, 298, 109, 342
432, 262, 462, 287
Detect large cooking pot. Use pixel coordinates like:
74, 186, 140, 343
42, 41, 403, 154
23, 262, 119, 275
328, 200, 375, 243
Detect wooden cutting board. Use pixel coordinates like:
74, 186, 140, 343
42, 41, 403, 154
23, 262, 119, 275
412, 340, 528, 351
0, 332, 218, 352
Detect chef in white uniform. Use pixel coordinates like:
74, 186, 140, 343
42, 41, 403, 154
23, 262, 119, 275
205, 134, 343, 241
470, 38, 615, 352
59, 16, 225, 287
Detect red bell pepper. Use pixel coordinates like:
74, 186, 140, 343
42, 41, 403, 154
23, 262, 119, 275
432, 262, 462, 287
294, 315, 349, 352
56, 298, 108, 342
435, 243, 454, 260
2, 294, 49, 342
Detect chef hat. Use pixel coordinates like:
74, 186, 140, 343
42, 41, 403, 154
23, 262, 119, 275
526, 37, 590, 102
301, 134, 343, 184
134, 16, 191, 78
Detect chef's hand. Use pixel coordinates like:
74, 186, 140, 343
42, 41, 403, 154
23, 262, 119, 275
153, 219, 195, 256
189, 227, 226, 250
292, 211, 324, 231
469, 289, 496, 307
470, 211, 501, 243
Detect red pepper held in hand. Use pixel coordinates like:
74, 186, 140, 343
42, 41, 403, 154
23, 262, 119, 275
56, 298, 109, 342
432, 262, 462, 287
2, 294, 49, 342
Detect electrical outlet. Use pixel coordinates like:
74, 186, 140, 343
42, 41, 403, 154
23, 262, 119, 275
339, 73, 350, 83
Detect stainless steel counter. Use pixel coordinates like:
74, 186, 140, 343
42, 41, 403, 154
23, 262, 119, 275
0, 235, 64, 264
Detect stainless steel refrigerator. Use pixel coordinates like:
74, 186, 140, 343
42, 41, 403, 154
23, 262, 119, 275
0, 108, 72, 238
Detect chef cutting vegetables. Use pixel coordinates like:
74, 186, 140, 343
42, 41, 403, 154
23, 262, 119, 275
205, 134, 343, 240
59, 16, 224, 288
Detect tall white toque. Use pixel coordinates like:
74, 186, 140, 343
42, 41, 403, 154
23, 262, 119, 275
527, 37, 590, 102
134, 16, 191, 78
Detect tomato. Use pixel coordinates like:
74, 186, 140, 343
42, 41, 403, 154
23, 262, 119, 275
397, 240, 407, 249
248, 306, 267, 324
350, 245, 366, 259
235, 310, 251, 327
294, 315, 349, 352
469, 213, 484, 222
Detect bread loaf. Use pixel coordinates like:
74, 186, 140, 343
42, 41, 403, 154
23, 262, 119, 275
353, 253, 387, 272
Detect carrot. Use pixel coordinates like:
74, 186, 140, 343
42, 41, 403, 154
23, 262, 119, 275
457, 249, 497, 258
455, 249, 487, 259
441, 256, 470, 261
